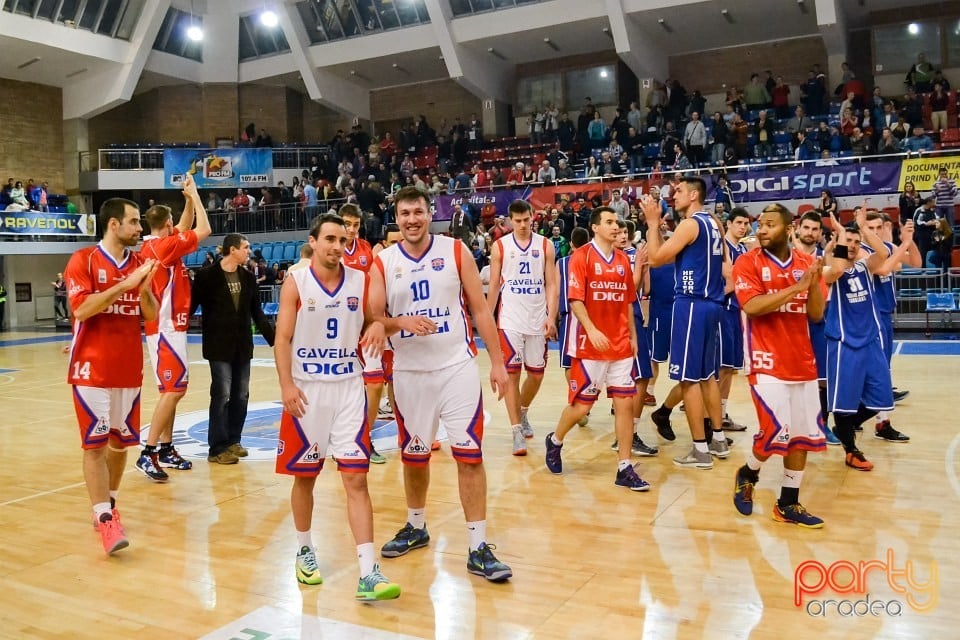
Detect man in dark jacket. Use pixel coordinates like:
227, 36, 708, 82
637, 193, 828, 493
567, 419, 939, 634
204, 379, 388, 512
191, 234, 275, 464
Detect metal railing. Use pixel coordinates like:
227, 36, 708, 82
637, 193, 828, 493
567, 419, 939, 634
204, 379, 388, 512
895, 268, 960, 330
82, 146, 331, 172
205, 200, 346, 235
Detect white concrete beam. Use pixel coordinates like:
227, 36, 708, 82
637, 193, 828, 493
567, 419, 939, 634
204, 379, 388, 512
306, 26, 438, 67
606, 0, 668, 82
450, 0, 605, 42
0, 11, 130, 61
815, 0, 847, 55
277, 2, 370, 119
199, 8, 240, 82
239, 53, 297, 83
62, 0, 171, 119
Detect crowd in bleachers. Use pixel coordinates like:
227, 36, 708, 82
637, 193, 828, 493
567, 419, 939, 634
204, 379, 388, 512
0, 176, 71, 212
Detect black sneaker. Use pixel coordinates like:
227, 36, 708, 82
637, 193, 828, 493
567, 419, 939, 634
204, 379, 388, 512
545, 432, 563, 474
631, 434, 658, 456
875, 420, 910, 443
380, 523, 430, 557
467, 543, 512, 581
652, 409, 675, 441
893, 388, 909, 403
615, 464, 651, 491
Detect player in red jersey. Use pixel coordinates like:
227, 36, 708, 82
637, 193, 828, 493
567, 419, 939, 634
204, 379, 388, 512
339, 203, 387, 464
731, 203, 827, 528
544, 207, 650, 491
136, 175, 211, 482
65, 198, 159, 554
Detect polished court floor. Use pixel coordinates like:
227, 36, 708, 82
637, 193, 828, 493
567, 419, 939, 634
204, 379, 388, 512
0, 330, 957, 639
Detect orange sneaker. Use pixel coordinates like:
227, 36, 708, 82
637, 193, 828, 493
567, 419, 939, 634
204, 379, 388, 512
644, 393, 656, 406
93, 508, 125, 535
431, 440, 441, 451
845, 449, 874, 472
97, 515, 129, 555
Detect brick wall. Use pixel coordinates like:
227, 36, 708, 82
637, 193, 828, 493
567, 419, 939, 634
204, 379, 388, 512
0, 79, 65, 193
669, 37, 828, 96
201, 84, 239, 144
239, 84, 290, 142
371, 79, 482, 139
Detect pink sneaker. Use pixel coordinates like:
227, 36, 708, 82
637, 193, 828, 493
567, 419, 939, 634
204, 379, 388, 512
97, 516, 129, 555
92, 508, 125, 535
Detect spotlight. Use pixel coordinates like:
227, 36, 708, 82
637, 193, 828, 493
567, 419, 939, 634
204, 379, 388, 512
261, 10, 278, 27
186, 25, 204, 41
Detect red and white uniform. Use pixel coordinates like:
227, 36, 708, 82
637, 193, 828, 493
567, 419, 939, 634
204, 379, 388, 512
496, 233, 548, 373
343, 237, 383, 383
375, 235, 483, 465
276, 265, 371, 476
733, 248, 826, 457
141, 230, 198, 392
564, 241, 636, 405
65, 243, 146, 449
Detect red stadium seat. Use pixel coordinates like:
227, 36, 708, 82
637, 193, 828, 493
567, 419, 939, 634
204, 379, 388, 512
838, 208, 855, 225
953, 248, 960, 268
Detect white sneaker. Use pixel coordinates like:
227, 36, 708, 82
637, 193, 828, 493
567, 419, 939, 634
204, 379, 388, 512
673, 447, 713, 469
520, 415, 534, 439
512, 427, 527, 456
709, 438, 730, 459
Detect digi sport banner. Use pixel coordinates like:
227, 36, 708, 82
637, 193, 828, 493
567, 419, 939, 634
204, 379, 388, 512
163, 148, 273, 189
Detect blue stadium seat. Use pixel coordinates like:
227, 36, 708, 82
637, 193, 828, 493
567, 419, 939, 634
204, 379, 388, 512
281, 243, 298, 263
260, 243, 275, 263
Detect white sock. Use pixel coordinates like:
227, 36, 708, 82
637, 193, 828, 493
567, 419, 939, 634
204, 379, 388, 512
693, 441, 709, 454
408, 508, 426, 529
746, 451, 763, 472
877, 411, 889, 425
550, 433, 563, 446
520, 406, 529, 421
296, 529, 313, 549
93, 502, 111, 521
782, 469, 803, 489
466, 520, 486, 551
632, 417, 639, 432
648, 383, 655, 395
721, 399, 728, 417
512, 424, 522, 433
617, 459, 632, 472
357, 542, 376, 577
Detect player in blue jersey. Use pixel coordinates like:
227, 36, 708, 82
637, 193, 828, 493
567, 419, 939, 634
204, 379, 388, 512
822, 207, 895, 471
792, 211, 841, 446
645, 220, 675, 408
719, 208, 751, 433
642, 176, 729, 469
861, 211, 920, 442
557, 227, 591, 425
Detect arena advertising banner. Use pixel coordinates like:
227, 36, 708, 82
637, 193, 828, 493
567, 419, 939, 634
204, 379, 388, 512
163, 148, 273, 189
0, 211, 96, 236
897, 156, 960, 191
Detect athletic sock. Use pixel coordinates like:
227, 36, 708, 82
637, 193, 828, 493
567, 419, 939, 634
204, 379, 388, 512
296, 529, 313, 549
693, 439, 709, 454
550, 433, 563, 446
875, 410, 889, 427
93, 502, 112, 522
143, 444, 157, 454
721, 399, 728, 417
779, 469, 803, 506
745, 451, 762, 472
738, 464, 760, 483
159, 441, 173, 452
466, 520, 486, 551
109, 491, 118, 509
655, 404, 673, 417
357, 542, 376, 577
818, 386, 829, 424
408, 508, 426, 530
520, 406, 529, 421
833, 413, 859, 452
617, 459, 632, 472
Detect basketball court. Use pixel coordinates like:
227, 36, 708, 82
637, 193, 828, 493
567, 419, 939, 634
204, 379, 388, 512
0, 331, 957, 638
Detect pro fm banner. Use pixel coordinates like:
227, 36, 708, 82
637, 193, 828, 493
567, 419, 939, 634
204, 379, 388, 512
163, 148, 273, 189
0, 211, 96, 236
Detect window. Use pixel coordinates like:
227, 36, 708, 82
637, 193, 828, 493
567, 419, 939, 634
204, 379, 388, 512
517, 74, 562, 115
238, 14, 291, 61
874, 22, 941, 74
946, 19, 960, 67
564, 65, 616, 111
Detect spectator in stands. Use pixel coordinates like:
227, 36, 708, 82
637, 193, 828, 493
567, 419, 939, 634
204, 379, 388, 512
786, 106, 813, 142
9, 181, 29, 208
816, 190, 838, 218
1, 178, 12, 201
588, 111, 607, 150
683, 112, 707, 166
913, 196, 941, 259
744, 73, 771, 111
489, 165, 506, 187
52, 272, 67, 320
34, 181, 48, 212
927, 219, 953, 269
801, 69, 826, 115
876, 101, 898, 134
467, 113, 482, 150
522, 163, 537, 183
537, 160, 556, 185
795, 130, 818, 162
709, 112, 728, 165
557, 112, 576, 152
203, 251, 216, 268
646, 105, 665, 134
255, 129, 273, 148
840, 107, 858, 137
902, 87, 924, 127
753, 110, 774, 158
627, 101, 643, 132
905, 52, 935, 93
206, 191, 223, 213
903, 125, 934, 153
933, 166, 958, 226
507, 162, 525, 185
713, 175, 735, 210
849, 127, 871, 156
930, 83, 949, 135
730, 113, 750, 160
491, 216, 510, 242
933, 69, 950, 91
556, 159, 575, 181
899, 181, 921, 226
671, 144, 692, 171
448, 203, 473, 242
771, 75, 791, 119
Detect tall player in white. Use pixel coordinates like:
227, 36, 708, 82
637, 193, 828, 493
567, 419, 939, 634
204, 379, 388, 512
486, 200, 558, 456
369, 186, 513, 582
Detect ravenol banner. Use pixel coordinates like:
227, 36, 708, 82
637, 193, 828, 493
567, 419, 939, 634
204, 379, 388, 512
0, 211, 96, 236
898, 156, 960, 191
163, 148, 273, 189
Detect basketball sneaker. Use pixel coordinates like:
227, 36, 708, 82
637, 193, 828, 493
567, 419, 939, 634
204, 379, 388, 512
378, 399, 395, 420
772, 503, 824, 529
136, 451, 169, 482
295, 546, 323, 585
356, 564, 401, 601
93, 508, 125, 535
893, 388, 909, 403
673, 447, 713, 469
824, 428, 841, 446
610, 434, 657, 456
431, 440, 441, 451
721, 415, 748, 431
733, 467, 757, 516
520, 415, 535, 439
544, 432, 563, 474
845, 449, 874, 471
158, 445, 193, 470
615, 464, 651, 491
875, 421, 910, 442
643, 393, 656, 406
380, 523, 430, 558
467, 543, 512, 582
369, 444, 386, 465
512, 428, 527, 456
98, 514, 128, 555
709, 438, 730, 459
651, 408, 675, 441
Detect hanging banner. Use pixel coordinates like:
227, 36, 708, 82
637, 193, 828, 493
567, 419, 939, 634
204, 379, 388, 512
725, 161, 903, 202
897, 156, 960, 191
163, 148, 273, 189
0, 211, 96, 236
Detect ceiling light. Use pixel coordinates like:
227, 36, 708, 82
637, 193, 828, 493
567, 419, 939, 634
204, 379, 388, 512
187, 25, 204, 41
722, 8, 733, 23
658, 18, 673, 33
17, 57, 41, 70
600, 69, 608, 78
487, 47, 507, 61
544, 37, 559, 52
66, 68, 88, 78
907, 22, 919, 35
797, 0, 808, 14
260, 10, 278, 27
602, 26, 613, 40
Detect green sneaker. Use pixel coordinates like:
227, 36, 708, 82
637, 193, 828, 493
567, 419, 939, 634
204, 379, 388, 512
295, 546, 323, 585
356, 563, 401, 601
466, 543, 512, 582
369, 445, 386, 465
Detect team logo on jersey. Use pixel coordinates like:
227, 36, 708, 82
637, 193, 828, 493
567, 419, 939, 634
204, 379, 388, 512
431, 258, 445, 271
276, 439, 284, 455
762, 267, 771, 282
532, 249, 540, 258
595, 263, 603, 275
98, 269, 107, 284
298, 442, 322, 464
569, 380, 578, 392
346, 296, 359, 311
792, 269, 805, 282
406, 435, 431, 454
163, 369, 172, 382
394, 267, 403, 280
616, 264, 625, 276
92, 418, 109, 436
359, 256, 368, 266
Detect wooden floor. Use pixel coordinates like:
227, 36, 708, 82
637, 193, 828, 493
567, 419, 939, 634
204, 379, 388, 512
0, 330, 958, 639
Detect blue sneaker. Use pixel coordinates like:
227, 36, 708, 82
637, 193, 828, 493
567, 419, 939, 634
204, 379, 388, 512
158, 445, 193, 470
615, 464, 651, 491
544, 432, 563, 474
380, 523, 430, 558
733, 467, 757, 516
467, 543, 512, 581
772, 502, 824, 529
824, 428, 841, 446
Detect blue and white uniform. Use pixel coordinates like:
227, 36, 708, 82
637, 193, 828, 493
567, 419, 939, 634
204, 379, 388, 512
647, 263, 675, 363
624, 245, 653, 380
862, 241, 896, 363
720, 238, 748, 369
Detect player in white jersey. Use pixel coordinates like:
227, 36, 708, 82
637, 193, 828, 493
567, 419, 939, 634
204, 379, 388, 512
487, 199, 558, 456
273, 213, 400, 601
369, 187, 513, 582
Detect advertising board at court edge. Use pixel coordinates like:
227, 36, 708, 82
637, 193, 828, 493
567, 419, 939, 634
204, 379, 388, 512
794, 549, 938, 617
